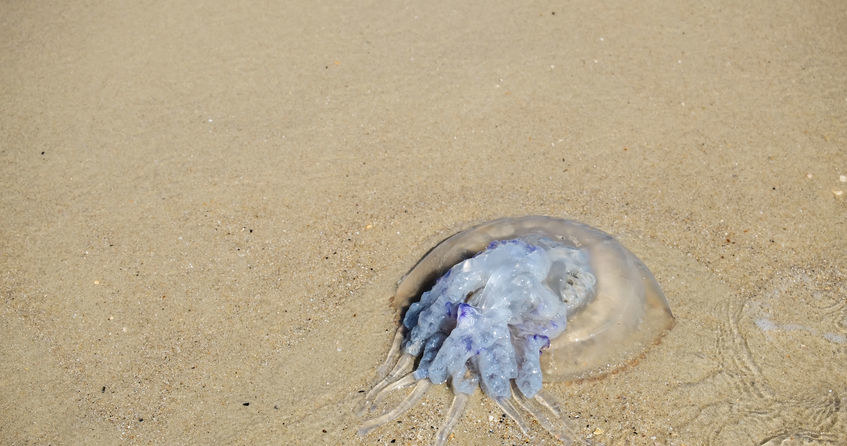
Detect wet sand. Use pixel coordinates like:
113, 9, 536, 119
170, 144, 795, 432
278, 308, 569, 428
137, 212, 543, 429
1, 1, 845, 444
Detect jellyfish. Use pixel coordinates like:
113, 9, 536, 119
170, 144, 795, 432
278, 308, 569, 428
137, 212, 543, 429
358, 216, 674, 445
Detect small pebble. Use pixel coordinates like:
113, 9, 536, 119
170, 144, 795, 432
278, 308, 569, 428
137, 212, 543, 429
839, 174, 846, 183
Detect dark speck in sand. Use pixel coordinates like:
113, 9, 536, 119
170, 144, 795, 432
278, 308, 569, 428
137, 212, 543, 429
242, 402, 250, 406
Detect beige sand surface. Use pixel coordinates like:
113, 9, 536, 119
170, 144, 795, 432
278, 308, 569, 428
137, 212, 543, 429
2, 1, 845, 444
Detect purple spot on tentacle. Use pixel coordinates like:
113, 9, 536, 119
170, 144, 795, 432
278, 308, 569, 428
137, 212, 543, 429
457, 303, 471, 319
456, 303, 480, 324
532, 334, 551, 350
463, 337, 473, 352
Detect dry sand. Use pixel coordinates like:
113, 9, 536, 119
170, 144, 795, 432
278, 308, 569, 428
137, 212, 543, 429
1, 1, 845, 444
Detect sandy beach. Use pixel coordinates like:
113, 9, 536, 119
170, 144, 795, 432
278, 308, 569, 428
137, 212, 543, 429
2, 1, 845, 444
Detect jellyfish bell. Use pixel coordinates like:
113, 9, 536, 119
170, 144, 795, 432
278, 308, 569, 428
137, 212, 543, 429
392, 216, 674, 381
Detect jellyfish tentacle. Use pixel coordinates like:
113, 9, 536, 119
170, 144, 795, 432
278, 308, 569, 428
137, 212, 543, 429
377, 325, 406, 377
493, 396, 530, 435
358, 379, 432, 436
434, 393, 469, 446
358, 353, 415, 414
381, 352, 415, 387
533, 389, 562, 417
512, 386, 578, 444
372, 372, 417, 405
